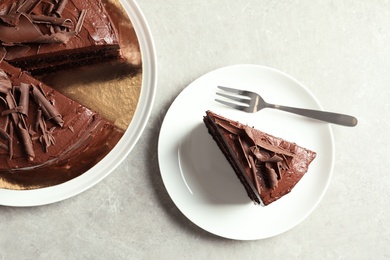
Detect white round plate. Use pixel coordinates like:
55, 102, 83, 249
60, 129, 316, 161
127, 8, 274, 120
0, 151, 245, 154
158, 64, 334, 240
0, 0, 157, 207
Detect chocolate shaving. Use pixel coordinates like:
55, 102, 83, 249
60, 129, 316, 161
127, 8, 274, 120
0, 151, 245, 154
75, 10, 86, 34
0, 70, 65, 160
0, 70, 12, 93
0, 142, 8, 151
2, 45, 31, 61
18, 83, 30, 115
16, 0, 42, 14
0, 117, 10, 157
8, 122, 13, 159
5, 92, 20, 126
244, 126, 295, 157
0, 13, 18, 26
249, 156, 262, 194
44, 2, 55, 15
7, 3, 18, 15
250, 146, 270, 162
0, 47, 6, 63
243, 126, 256, 146
31, 85, 64, 126
34, 108, 42, 131
54, 0, 68, 17
0, 128, 11, 141
32, 29, 77, 44
30, 15, 73, 28
28, 125, 36, 136
215, 118, 243, 135
275, 161, 284, 180
238, 136, 251, 168
0, 0, 86, 45
264, 162, 278, 189
36, 110, 56, 152
17, 121, 34, 161
1, 106, 25, 116
0, 13, 44, 43
268, 154, 284, 162
7, 89, 35, 160
0, 100, 9, 128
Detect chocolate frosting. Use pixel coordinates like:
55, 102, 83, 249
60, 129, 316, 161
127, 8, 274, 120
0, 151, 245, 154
0, 60, 124, 188
204, 111, 317, 206
0, 0, 119, 66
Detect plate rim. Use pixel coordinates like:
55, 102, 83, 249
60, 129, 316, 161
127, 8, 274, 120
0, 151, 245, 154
158, 64, 335, 240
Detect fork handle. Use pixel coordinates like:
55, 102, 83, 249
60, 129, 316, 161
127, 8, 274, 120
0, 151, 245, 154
268, 104, 358, 127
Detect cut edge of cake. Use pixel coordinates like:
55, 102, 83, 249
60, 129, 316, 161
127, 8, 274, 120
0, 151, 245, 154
0, 0, 122, 75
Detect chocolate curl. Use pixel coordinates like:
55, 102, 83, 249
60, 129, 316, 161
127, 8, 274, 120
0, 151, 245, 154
0, 13, 43, 43
34, 108, 42, 131
238, 136, 251, 168
1, 1, 19, 25
0, 124, 13, 160
43, 2, 55, 15
0, 128, 11, 144
0, 142, 8, 152
264, 162, 279, 189
2, 45, 31, 61
0, 70, 12, 94
5, 92, 20, 126
8, 122, 13, 159
6, 2, 18, 15
0, 0, 87, 44
0, 95, 12, 159
16, 0, 42, 14
249, 156, 262, 194
34, 29, 77, 44
0, 13, 79, 44
1, 106, 25, 116
75, 10, 86, 34
0, 47, 6, 63
36, 110, 56, 152
4, 92, 33, 160
18, 83, 30, 116
0, 97, 9, 127
244, 126, 295, 157
30, 15, 73, 28
54, 0, 68, 17
215, 117, 243, 135
0, 126, 11, 154
31, 85, 64, 127
17, 122, 34, 161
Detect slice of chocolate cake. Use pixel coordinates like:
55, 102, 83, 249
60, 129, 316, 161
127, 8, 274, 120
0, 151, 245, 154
203, 110, 316, 206
0, 0, 121, 75
0, 60, 124, 188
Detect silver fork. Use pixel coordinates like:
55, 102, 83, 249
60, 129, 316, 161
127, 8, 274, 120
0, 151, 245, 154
215, 86, 358, 127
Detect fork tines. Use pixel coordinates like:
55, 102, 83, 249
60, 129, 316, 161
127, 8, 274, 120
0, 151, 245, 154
215, 86, 251, 109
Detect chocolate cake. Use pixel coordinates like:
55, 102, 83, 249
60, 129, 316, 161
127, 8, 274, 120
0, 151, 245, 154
0, 60, 124, 188
0, 0, 121, 75
0, 0, 141, 189
203, 111, 316, 206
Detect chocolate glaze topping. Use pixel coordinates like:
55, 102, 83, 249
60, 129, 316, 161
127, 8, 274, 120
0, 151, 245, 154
0, 60, 124, 188
204, 110, 317, 206
0, 0, 120, 74
0, 0, 139, 190
0, 0, 85, 45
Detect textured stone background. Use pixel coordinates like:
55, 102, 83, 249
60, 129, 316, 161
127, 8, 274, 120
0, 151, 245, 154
1, 0, 389, 259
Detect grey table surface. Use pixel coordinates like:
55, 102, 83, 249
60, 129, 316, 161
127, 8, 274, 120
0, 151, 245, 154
1, 0, 389, 259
